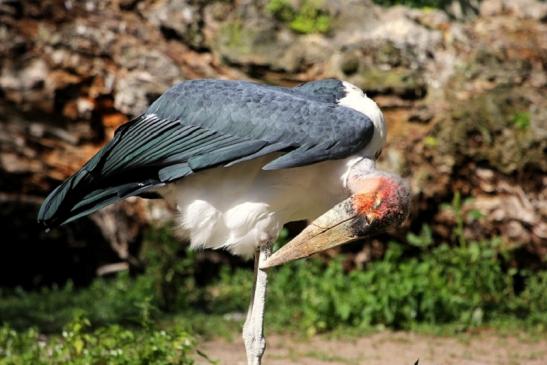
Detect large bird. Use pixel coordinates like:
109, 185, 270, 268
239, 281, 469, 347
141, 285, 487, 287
38, 79, 409, 365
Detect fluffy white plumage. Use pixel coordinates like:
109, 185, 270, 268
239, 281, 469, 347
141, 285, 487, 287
158, 155, 347, 257
157, 81, 386, 258
339, 81, 386, 158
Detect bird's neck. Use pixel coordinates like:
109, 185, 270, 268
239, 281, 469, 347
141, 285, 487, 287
341, 157, 377, 191
338, 82, 386, 159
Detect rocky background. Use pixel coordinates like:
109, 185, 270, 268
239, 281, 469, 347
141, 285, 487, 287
0, 0, 545, 287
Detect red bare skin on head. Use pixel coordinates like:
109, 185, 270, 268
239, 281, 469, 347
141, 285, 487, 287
351, 176, 404, 221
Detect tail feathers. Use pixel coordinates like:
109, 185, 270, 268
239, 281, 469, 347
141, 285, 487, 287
63, 181, 160, 225
37, 114, 170, 229
37, 166, 161, 229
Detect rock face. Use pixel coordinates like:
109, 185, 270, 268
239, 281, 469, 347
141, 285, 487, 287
0, 0, 545, 285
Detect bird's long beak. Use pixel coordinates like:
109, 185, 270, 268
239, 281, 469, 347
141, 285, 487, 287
260, 175, 409, 269
260, 199, 360, 269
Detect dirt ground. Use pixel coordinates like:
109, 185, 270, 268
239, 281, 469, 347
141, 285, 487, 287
195, 331, 546, 365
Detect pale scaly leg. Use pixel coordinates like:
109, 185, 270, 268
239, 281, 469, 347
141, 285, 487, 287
243, 243, 272, 365
243, 249, 260, 365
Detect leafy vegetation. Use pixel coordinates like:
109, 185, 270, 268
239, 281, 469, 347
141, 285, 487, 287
2, 228, 545, 335
208, 193, 545, 334
0, 194, 545, 361
218, 238, 546, 335
512, 111, 531, 130
0, 272, 157, 333
267, 0, 332, 34
0, 315, 196, 365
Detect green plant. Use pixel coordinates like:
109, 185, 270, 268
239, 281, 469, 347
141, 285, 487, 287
440, 192, 483, 247
0, 315, 196, 365
0, 272, 158, 333
1, 217, 544, 344
267, 0, 332, 34
407, 224, 433, 248
511, 112, 531, 130
141, 225, 202, 311
210, 232, 546, 334
443, 192, 467, 246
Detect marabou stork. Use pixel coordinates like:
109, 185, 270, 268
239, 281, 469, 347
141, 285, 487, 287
38, 79, 410, 365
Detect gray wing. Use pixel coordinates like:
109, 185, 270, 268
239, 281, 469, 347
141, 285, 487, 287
38, 79, 374, 228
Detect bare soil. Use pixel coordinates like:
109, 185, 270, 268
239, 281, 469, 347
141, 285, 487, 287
195, 331, 546, 365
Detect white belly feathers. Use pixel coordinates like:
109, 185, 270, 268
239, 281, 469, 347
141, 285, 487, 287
157, 155, 350, 257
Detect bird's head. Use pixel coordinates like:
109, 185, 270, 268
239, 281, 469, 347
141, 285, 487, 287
260, 169, 410, 269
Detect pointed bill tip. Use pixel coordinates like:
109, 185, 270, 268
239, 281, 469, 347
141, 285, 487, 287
260, 248, 305, 270
259, 233, 317, 269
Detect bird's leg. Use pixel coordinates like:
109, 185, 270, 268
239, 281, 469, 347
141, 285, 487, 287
250, 243, 272, 364
243, 249, 259, 364
243, 242, 272, 365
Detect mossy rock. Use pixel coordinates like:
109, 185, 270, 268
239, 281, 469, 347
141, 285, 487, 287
267, 0, 333, 34
336, 40, 427, 99
342, 62, 427, 99
434, 87, 545, 174
212, 15, 331, 73
456, 49, 533, 89
215, 19, 281, 65
219, 20, 256, 56
357, 66, 427, 99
